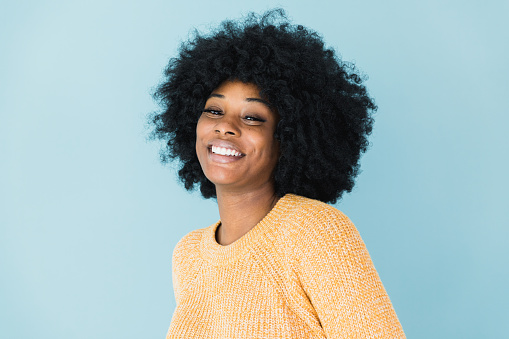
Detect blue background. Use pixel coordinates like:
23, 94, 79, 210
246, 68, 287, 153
1, 0, 508, 338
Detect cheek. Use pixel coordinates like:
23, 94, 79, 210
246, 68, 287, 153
265, 132, 280, 168
196, 116, 210, 143
269, 141, 280, 168
195, 119, 207, 162
196, 116, 205, 137
255, 133, 279, 161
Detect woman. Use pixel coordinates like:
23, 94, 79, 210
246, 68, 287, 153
151, 9, 405, 338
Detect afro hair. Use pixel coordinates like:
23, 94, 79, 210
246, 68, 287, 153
151, 9, 377, 204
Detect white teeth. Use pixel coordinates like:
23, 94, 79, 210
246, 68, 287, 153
211, 145, 241, 157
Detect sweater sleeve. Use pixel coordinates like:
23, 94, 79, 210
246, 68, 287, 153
171, 238, 185, 305
295, 206, 405, 338
171, 229, 203, 305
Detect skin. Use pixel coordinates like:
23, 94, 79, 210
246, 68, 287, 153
195, 80, 280, 246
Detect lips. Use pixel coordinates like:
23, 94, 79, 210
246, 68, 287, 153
211, 145, 243, 157
207, 140, 245, 155
206, 140, 245, 163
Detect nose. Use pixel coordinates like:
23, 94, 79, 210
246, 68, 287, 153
214, 114, 240, 136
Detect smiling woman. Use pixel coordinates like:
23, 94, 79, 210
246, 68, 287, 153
197, 82, 279, 195
151, 8, 405, 338
196, 81, 280, 245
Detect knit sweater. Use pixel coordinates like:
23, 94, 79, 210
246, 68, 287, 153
167, 194, 405, 338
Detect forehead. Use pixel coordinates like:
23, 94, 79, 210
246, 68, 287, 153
209, 80, 262, 98
207, 80, 275, 112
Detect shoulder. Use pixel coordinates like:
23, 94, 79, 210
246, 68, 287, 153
280, 194, 354, 235
172, 228, 207, 292
276, 195, 363, 260
172, 226, 207, 263
171, 225, 211, 301
172, 225, 213, 278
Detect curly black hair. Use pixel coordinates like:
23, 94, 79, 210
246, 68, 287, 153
151, 9, 376, 204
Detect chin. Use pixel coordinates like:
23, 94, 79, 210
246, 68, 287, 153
203, 170, 240, 187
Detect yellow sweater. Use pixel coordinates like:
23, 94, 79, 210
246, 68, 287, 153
167, 194, 405, 338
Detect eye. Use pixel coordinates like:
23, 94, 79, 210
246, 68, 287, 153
203, 108, 223, 117
244, 115, 266, 123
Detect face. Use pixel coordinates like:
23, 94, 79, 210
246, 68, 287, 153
195, 80, 279, 194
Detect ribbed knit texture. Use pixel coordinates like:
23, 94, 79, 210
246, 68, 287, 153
167, 194, 405, 338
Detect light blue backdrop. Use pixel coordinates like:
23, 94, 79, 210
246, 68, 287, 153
1, 0, 508, 338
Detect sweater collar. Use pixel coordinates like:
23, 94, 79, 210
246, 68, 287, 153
200, 194, 295, 266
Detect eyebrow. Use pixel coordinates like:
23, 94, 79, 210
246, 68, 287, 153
208, 93, 272, 108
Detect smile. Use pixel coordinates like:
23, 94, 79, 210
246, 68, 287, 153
211, 146, 243, 157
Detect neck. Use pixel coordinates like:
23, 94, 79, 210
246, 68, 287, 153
215, 184, 279, 246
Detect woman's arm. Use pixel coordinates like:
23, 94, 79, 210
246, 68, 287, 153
295, 207, 405, 338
